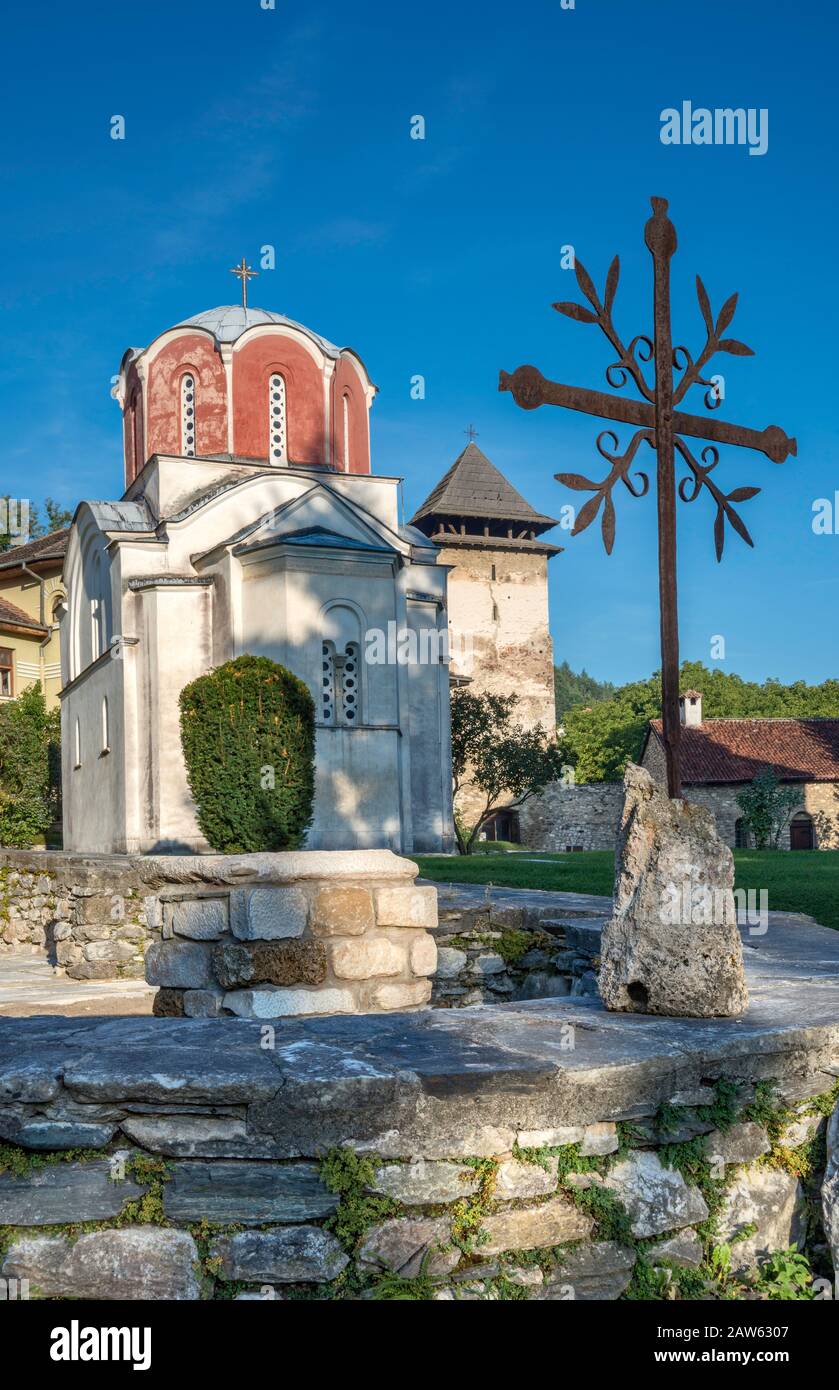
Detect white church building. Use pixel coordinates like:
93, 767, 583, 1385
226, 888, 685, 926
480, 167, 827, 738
60, 290, 454, 855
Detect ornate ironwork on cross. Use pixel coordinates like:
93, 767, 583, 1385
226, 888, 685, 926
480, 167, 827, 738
500, 196, 796, 800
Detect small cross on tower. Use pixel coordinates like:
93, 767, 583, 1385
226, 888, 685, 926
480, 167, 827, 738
229, 256, 258, 309
464, 424, 479, 443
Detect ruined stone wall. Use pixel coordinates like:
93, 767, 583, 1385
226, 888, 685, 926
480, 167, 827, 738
431, 889, 602, 1007
1, 1010, 835, 1301
517, 782, 625, 852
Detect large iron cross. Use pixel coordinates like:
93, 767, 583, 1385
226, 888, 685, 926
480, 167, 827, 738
500, 196, 796, 800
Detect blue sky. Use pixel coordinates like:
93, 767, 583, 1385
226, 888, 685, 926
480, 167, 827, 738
2, 0, 836, 687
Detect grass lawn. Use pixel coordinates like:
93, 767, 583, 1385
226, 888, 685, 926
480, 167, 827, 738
412, 849, 839, 932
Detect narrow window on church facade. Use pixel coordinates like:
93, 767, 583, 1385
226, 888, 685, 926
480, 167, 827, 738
181, 373, 196, 457
321, 641, 336, 724
269, 374, 287, 463
101, 697, 110, 755
74, 717, 81, 769
342, 394, 350, 471
340, 641, 360, 722
321, 638, 361, 725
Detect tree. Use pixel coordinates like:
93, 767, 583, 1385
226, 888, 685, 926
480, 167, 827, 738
179, 655, 315, 854
450, 690, 564, 855
0, 684, 61, 847
736, 767, 801, 850
0, 496, 74, 552
554, 661, 614, 719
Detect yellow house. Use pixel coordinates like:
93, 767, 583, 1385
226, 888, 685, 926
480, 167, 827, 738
0, 530, 68, 709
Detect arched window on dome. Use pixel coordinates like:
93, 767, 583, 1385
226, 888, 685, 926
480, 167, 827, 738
342, 394, 350, 471
181, 372, 196, 457
269, 373, 288, 464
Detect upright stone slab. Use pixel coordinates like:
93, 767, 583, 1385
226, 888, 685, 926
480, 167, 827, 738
822, 1097, 839, 1276
598, 763, 748, 1017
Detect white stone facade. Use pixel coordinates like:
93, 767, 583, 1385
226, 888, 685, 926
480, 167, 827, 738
60, 459, 454, 855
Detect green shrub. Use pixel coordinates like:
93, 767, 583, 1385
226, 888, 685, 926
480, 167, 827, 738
0, 683, 60, 847
179, 655, 315, 853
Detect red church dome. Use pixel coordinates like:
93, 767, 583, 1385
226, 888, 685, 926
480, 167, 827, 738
114, 303, 376, 490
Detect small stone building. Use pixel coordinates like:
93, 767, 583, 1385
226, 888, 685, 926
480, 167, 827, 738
641, 692, 839, 850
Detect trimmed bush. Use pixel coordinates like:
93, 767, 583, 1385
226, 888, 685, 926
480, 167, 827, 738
0, 683, 60, 847
179, 655, 315, 854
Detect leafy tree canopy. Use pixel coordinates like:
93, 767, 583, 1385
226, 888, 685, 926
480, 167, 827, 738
451, 689, 564, 854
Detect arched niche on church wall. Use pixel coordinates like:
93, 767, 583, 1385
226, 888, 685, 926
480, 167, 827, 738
67, 516, 113, 681
146, 333, 227, 459
122, 364, 145, 486
232, 333, 325, 465
332, 357, 370, 475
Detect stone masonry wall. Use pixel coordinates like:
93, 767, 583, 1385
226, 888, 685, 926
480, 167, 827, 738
145, 851, 438, 1020
431, 887, 603, 1007
0, 851, 161, 979
517, 782, 625, 852
0, 850, 438, 1010
520, 771, 839, 852
0, 1011, 836, 1301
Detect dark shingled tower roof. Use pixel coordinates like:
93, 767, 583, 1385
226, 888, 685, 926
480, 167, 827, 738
410, 443, 559, 548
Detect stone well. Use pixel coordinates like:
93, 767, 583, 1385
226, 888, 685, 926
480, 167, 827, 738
143, 849, 438, 1019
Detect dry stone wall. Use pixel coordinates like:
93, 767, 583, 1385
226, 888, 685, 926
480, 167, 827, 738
0, 1007, 836, 1301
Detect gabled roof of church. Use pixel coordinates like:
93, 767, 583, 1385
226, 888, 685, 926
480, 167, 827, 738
254, 525, 393, 553
410, 443, 558, 532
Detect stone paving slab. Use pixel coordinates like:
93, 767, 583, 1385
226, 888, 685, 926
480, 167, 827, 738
1, 892, 837, 1145
0, 954, 155, 1017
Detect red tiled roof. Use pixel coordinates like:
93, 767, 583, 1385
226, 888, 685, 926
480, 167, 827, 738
0, 529, 69, 571
0, 596, 48, 634
648, 718, 839, 784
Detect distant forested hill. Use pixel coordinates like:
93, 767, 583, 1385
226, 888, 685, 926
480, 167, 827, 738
554, 662, 615, 719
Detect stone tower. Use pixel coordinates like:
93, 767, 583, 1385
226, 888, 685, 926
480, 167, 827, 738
411, 440, 560, 740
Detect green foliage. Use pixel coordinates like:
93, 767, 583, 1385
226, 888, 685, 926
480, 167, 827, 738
558, 660, 839, 784
553, 661, 614, 719
450, 690, 564, 854
451, 1157, 498, 1252
568, 1183, 635, 1246
179, 655, 315, 853
493, 928, 532, 965
737, 767, 801, 850
368, 1252, 436, 1301
0, 498, 73, 552
0, 684, 60, 848
319, 1146, 399, 1253
696, 1078, 741, 1133
752, 1248, 816, 1300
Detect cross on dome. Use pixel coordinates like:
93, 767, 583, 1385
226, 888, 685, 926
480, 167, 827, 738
229, 257, 258, 308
